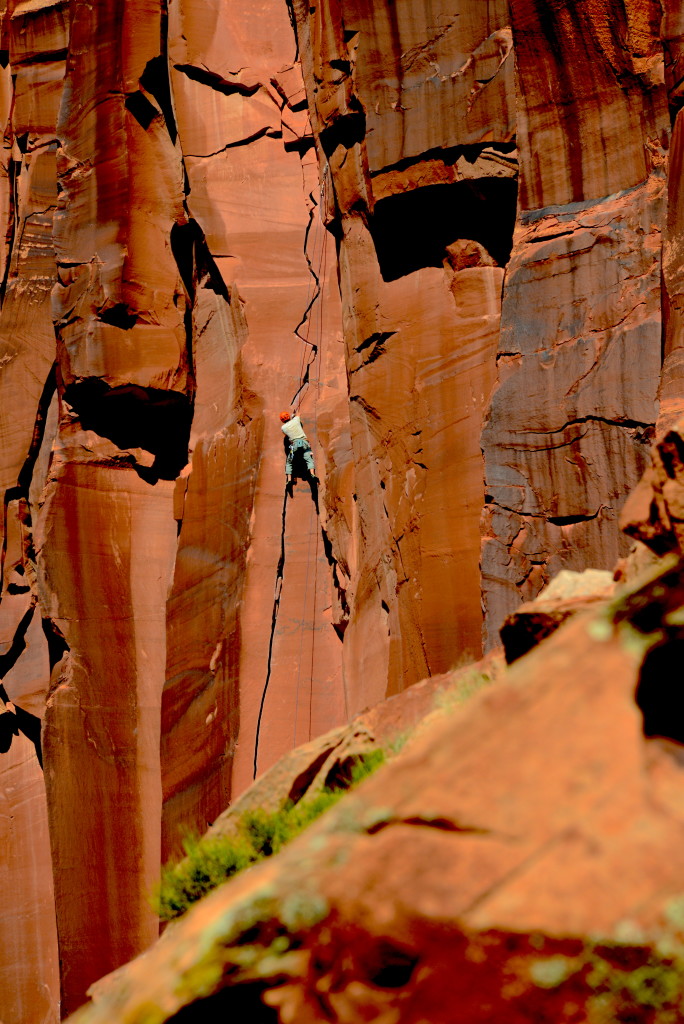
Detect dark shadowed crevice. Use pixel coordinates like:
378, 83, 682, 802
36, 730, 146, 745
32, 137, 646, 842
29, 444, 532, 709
370, 140, 518, 181
96, 302, 138, 329
173, 63, 261, 98
12, 47, 67, 68
62, 378, 193, 482
363, 944, 419, 989
141, 53, 178, 143
0, 603, 35, 681
171, 218, 229, 302
165, 983, 278, 1023
16, 362, 57, 494
0, 701, 43, 766
41, 617, 70, 673
369, 177, 518, 281
287, 745, 340, 803
284, 134, 315, 156
547, 509, 602, 526
319, 101, 366, 157
0, 603, 43, 766
0, 154, 19, 307
125, 90, 159, 131
367, 814, 488, 836
635, 638, 684, 744
0, 363, 57, 605
319, 525, 349, 639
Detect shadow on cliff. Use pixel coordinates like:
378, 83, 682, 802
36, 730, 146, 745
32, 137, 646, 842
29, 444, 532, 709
636, 637, 684, 745
0, 605, 43, 765
369, 177, 517, 281
63, 379, 193, 482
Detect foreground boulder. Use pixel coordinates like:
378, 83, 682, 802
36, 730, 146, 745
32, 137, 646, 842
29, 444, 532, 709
69, 557, 684, 1023
499, 567, 615, 662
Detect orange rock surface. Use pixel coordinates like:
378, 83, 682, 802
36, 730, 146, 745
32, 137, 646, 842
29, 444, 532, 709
64, 561, 684, 1023
0, 0, 682, 1020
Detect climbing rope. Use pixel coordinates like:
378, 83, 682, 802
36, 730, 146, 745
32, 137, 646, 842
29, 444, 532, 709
253, 167, 329, 777
292, 167, 327, 745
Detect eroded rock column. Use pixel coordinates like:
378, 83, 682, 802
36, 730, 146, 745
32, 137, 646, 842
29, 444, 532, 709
37, 0, 186, 1011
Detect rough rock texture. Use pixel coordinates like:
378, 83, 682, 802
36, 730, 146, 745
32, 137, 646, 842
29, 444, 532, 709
481, 0, 669, 645
621, 414, 684, 557
292, 0, 517, 694
65, 557, 684, 1024
2, 0, 684, 1020
2, 0, 348, 1016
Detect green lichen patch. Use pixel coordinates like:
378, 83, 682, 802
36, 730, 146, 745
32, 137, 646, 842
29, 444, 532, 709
526, 941, 684, 1022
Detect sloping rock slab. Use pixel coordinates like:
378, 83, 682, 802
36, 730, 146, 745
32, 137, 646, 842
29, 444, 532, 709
68, 561, 684, 1024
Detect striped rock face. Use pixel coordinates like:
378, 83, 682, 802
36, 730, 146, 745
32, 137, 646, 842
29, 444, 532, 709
0, 0, 680, 1019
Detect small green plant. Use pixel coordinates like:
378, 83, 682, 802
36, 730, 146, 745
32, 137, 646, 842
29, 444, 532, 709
154, 749, 385, 922
434, 669, 492, 713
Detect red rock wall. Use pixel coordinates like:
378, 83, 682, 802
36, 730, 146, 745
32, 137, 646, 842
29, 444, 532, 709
0, 2, 64, 1021
481, 0, 669, 644
0, 0, 679, 1020
292, 0, 516, 697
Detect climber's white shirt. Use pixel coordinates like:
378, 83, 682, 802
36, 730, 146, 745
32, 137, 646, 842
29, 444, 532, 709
281, 415, 307, 441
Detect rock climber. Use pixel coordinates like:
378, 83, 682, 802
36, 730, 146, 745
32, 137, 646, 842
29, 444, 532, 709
279, 410, 317, 485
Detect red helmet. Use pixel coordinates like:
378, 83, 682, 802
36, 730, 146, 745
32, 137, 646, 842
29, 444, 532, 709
279, 410, 291, 422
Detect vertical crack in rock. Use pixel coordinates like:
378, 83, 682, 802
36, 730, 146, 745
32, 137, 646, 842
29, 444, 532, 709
253, 489, 290, 779
0, 152, 19, 308
319, 523, 350, 642
290, 184, 325, 409
41, 616, 70, 678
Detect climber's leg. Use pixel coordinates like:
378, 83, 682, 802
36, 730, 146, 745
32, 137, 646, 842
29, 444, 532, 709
302, 446, 316, 476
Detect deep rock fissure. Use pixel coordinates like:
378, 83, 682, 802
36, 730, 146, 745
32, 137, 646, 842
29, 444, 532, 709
253, 489, 290, 779
0, 155, 19, 307
636, 637, 684, 744
369, 140, 518, 181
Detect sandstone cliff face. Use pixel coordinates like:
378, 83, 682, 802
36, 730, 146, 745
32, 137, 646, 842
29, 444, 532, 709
0, 0, 679, 1020
481, 0, 669, 644
293, 0, 516, 694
